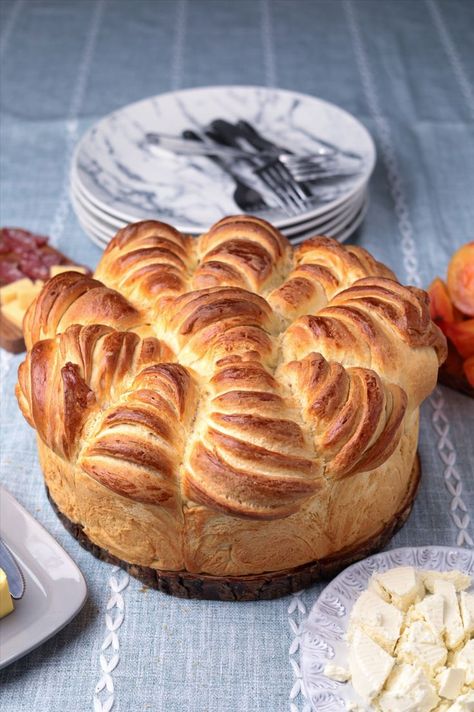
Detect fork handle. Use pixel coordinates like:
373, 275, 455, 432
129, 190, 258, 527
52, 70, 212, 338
235, 120, 284, 154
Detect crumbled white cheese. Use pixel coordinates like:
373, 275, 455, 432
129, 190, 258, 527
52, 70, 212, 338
341, 567, 473, 711
377, 662, 439, 712
453, 638, 474, 685
437, 667, 466, 700
460, 591, 474, 636
445, 691, 474, 712
422, 570, 471, 593
348, 589, 403, 653
413, 594, 446, 637
346, 703, 366, 712
373, 566, 424, 611
348, 628, 394, 702
323, 662, 350, 682
396, 619, 447, 676
433, 579, 465, 650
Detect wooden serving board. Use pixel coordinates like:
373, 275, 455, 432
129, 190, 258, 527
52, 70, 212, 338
1, 227, 91, 353
0, 309, 24, 353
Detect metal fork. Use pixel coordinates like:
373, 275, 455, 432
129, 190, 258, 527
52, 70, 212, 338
253, 159, 309, 215
206, 121, 310, 216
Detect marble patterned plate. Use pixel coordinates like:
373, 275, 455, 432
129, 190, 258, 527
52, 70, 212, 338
300, 546, 474, 711
72, 183, 367, 248
71, 169, 366, 237
72, 86, 375, 233
291, 195, 368, 245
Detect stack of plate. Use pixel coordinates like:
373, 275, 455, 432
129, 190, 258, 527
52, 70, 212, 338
70, 86, 375, 248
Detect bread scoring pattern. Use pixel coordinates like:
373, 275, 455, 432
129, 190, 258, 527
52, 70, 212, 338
17, 216, 446, 523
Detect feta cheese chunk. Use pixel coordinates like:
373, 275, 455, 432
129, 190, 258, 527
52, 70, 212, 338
460, 591, 474, 636
422, 570, 471, 594
349, 628, 394, 702
453, 639, 474, 685
433, 579, 465, 650
445, 692, 474, 712
323, 663, 350, 682
414, 594, 446, 637
437, 667, 466, 700
349, 590, 403, 653
396, 620, 447, 676
373, 567, 424, 611
377, 663, 439, 712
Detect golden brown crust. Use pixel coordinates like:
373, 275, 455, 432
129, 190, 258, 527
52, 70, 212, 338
17, 217, 446, 580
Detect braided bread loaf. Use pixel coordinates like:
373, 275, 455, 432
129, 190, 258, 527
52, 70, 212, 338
17, 216, 446, 581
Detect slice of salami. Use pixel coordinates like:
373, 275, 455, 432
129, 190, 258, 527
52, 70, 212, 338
0, 259, 24, 285
19, 255, 50, 280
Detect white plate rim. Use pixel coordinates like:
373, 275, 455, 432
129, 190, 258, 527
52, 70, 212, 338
0, 486, 88, 670
73, 189, 368, 248
71, 169, 367, 236
72, 85, 375, 232
300, 545, 474, 711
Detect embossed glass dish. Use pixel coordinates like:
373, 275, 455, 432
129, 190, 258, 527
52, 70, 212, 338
300, 546, 474, 711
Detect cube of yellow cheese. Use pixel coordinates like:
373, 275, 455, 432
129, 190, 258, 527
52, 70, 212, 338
49, 265, 87, 277
0, 568, 14, 619
17, 281, 43, 309
0, 277, 36, 306
1, 299, 26, 329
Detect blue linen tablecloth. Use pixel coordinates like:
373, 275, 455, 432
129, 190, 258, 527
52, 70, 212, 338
0, 1, 473, 710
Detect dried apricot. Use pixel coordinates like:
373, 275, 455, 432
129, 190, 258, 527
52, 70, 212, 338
447, 242, 474, 317
428, 277, 455, 324
444, 319, 474, 358
464, 355, 474, 388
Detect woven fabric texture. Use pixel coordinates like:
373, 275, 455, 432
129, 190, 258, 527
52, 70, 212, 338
0, 1, 473, 710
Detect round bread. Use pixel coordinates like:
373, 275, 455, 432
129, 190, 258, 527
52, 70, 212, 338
17, 216, 446, 599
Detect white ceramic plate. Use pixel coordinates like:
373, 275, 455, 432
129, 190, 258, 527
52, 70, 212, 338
71, 169, 367, 238
285, 190, 366, 238
71, 181, 365, 241
291, 195, 368, 245
73, 188, 367, 249
72, 86, 375, 233
0, 486, 87, 669
300, 545, 474, 711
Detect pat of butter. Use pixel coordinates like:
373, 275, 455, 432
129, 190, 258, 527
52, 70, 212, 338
373, 566, 424, 611
349, 628, 394, 702
433, 579, 465, 650
348, 589, 403, 653
0, 568, 14, 619
377, 663, 439, 712
437, 667, 466, 700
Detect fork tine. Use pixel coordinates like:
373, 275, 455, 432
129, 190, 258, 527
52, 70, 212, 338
259, 174, 299, 215
255, 166, 301, 215
262, 162, 308, 212
269, 161, 308, 204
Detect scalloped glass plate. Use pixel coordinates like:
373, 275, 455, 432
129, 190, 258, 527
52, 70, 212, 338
300, 546, 474, 711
